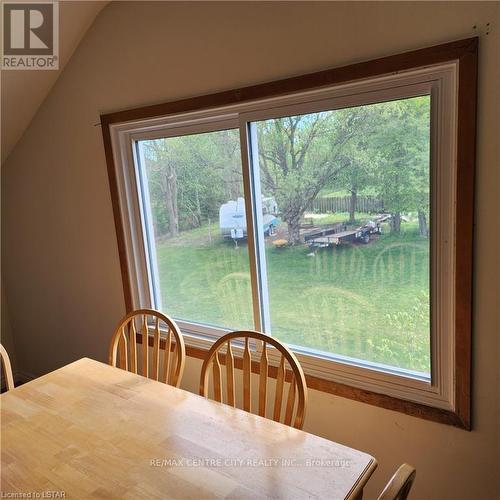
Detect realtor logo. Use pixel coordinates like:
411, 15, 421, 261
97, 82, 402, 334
2, 2, 59, 69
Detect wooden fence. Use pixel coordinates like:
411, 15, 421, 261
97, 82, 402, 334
312, 195, 384, 214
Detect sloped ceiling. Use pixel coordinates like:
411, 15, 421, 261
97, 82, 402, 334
1, 1, 108, 164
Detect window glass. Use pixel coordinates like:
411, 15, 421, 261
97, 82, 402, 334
253, 96, 431, 375
138, 129, 254, 330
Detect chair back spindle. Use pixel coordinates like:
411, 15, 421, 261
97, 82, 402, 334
200, 331, 307, 429
109, 309, 185, 387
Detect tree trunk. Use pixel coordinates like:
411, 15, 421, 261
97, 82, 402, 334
165, 171, 179, 237
391, 212, 401, 233
286, 215, 302, 245
418, 210, 428, 237
349, 188, 357, 224
195, 185, 202, 228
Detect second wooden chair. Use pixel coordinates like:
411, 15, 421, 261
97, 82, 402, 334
109, 309, 185, 387
0, 344, 14, 391
200, 330, 307, 429
378, 463, 416, 500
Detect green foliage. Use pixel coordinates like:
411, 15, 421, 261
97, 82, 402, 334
381, 291, 430, 372
257, 96, 431, 237
256, 108, 369, 242
369, 96, 431, 221
141, 96, 431, 241
142, 129, 243, 237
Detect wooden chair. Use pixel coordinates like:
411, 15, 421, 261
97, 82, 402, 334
108, 309, 186, 387
377, 464, 416, 500
200, 330, 307, 429
0, 344, 14, 391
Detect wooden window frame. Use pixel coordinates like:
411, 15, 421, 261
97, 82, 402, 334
101, 38, 477, 429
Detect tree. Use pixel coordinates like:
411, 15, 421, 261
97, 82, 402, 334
370, 97, 430, 234
337, 134, 380, 224
144, 139, 179, 237
141, 97, 430, 242
142, 130, 243, 238
257, 108, 368, 244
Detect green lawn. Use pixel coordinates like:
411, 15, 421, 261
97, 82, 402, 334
155, 219, 430, 374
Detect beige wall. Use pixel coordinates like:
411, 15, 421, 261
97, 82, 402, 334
2, 2, 499, 499
1, 1, 107, 163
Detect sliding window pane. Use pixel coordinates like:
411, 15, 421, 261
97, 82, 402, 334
137, 129, 254, 330
252, 96, 431, 375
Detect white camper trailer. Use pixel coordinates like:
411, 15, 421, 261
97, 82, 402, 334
219, 197, 278, 239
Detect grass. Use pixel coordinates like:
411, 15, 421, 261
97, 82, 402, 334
155, 218, 430, 373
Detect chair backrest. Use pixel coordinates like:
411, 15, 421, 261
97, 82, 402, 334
378, 463, 416, 500
0, 344, 14, 391
108, 309, 186, 387
200, 330, 307, 429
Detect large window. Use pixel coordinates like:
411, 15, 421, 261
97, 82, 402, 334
103, 38, 476, 428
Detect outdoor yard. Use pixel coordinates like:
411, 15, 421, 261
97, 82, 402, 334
154, 216, 430, 375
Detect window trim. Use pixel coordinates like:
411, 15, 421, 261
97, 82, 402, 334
101, 37, 477, 429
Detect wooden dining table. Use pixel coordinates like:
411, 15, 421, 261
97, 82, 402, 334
1, 358, 377, 499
